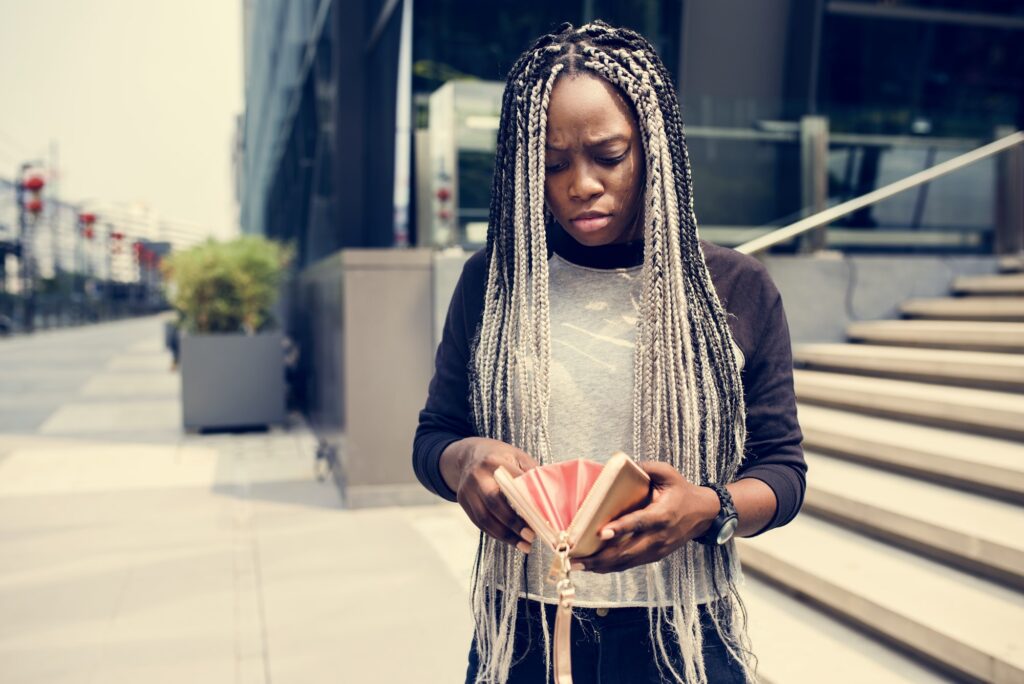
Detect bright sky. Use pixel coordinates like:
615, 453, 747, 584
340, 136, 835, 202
0, 0, 243, 239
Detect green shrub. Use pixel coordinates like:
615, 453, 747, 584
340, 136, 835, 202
161, 236, 293, 334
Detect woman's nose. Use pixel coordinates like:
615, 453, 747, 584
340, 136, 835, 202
569, 165, 603, 201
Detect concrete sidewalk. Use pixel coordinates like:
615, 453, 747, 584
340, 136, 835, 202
0, 316, 479, 684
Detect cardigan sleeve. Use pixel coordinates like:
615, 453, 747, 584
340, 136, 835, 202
733, 276, 808, 536
411, 255, 481, 502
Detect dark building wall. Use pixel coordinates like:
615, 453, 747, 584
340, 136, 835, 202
336, 1, 366, 248
249, 0, 1024, 259
678, 0, 814, 227
679, 0, 800, 126
362, 4, 402, 249
256, 0, 402, 269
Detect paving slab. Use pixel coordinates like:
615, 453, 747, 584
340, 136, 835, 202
0, 316, 477, 684
78, 372, 179, 398
38, 400, 183, 436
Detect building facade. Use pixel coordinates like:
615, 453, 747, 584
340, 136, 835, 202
239, 0, 1023, 263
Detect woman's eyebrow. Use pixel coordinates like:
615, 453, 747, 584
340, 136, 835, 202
587, 134, 629, 146
545, 135, 629, 151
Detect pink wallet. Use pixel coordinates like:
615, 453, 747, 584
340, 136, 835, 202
494, 452, 651, 684
494, 451, 651, 558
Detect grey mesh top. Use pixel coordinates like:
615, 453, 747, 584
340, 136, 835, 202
511, 252, 744, 606
413, 224, 807, 607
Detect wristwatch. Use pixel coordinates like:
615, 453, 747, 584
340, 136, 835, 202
695, 483, 738, 546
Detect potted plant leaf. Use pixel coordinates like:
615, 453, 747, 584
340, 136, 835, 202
162, 236, 293, 431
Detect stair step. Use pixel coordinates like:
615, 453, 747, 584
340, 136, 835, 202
846, 320, 1024, 353
797, 404, 1024, 504
952, 273, 1024, 296
794, 369, 1024, 440
804, 452, 1024, 590
793, 343, 1024, 392
900, 296, 1024, 321
738, 517, 1024, 683
999, 255, 1024, 274
745, 578, 956, 684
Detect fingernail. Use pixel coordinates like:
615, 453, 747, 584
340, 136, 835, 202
521, 527, 536, 543
600, 528, 615, 540
517, 540, 532, 554
570, 562, 585, 572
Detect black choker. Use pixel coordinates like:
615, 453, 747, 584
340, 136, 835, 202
545, 222, 645, 269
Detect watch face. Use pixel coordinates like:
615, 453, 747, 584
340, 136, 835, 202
717, 517, 738, 545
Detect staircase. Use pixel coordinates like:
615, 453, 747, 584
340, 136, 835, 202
738, 258, 1024, 684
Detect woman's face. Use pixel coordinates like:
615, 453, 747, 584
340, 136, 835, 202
544, 73, 645, 246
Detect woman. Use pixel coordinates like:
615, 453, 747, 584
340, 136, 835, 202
413, 20, 806, 684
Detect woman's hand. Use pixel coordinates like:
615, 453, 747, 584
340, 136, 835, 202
572, 461, 720, 574
442, 437, 540, 554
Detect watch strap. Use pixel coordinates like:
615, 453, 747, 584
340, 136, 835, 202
695, 483, 737, 546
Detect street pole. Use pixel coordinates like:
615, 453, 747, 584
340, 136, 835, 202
15, 166, 25, 330
49, 141, 62, 324
16, 163, 35, 332
105, 223, 113, 316
49, 142, 59, 275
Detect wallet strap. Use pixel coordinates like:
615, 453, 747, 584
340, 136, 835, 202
552, 531, 576, 684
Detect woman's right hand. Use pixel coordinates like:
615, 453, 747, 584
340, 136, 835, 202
441, 437, 539, 553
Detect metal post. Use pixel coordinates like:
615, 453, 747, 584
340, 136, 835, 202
49, 142, 60, 277
15, 164, 36, 332
799, 116, 829, 253
15, 167, 24, 328
105, 223, 114, 319
74, 214, 82, 323
994, 125, 1024, 256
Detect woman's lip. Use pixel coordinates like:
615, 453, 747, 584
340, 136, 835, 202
571, 215, 612, 231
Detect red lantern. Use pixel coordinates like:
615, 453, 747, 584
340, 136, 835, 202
110, 231, 124, 241
438, 209, 452, 221
436, 187, 451, 202
23, 175, 45, 192
83, 227, 94, 240
79, 212, 96, 225
22, 174, 45, 217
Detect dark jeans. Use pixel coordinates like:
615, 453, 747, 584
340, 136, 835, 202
465, 596, 748, 683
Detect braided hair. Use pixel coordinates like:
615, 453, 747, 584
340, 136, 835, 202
467, 20, 757, 683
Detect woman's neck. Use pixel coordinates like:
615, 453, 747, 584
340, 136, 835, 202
545, 221, 645, 269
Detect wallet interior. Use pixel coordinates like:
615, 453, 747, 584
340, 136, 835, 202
517, 459, 605, 532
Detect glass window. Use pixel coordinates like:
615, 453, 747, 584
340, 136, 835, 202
820, 5, 1024, 136
413, 1, 680, 98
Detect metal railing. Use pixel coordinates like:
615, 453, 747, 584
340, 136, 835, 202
736, 129, 1024, 256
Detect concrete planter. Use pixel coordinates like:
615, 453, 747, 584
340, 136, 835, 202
180, 331, 286, 431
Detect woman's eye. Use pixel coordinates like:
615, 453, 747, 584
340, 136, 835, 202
545, 162, 567, 173
598, 152, 627, 165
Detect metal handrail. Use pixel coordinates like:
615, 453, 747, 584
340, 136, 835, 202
736, 130, 1024, 256
686, 123, 983, 150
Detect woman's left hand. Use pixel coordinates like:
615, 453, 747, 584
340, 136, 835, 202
573, 461, 720, 574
